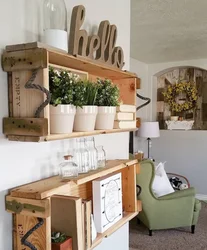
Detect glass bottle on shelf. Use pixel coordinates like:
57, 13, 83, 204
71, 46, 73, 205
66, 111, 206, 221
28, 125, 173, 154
59, 155, 79, 179
96, 146, 106, 168
74, 138, 90, 174
43, 0, 68, 51
85, 137, 98, 171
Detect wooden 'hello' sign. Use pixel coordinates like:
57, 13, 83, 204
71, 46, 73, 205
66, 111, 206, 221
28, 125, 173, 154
69, 5, 125, 69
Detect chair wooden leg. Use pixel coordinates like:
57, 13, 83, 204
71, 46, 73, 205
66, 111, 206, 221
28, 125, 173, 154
191, 225, 195, 234
137, 218, 141, 225
149, 230, 152, 236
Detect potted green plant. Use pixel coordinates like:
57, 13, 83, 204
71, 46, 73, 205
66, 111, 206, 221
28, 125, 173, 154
49, 67, 77, 134
51, 231, 72, 250
95, 79, 120, 130
73, 80, 98, 131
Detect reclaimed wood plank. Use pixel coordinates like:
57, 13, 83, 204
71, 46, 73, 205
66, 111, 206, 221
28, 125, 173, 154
2, 48, 48, 72
6, 196, 50, 218
3, 118, 48, 136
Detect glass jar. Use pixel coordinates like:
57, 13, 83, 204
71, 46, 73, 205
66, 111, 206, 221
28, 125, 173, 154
43, 0, 68, 51
74, 138, 90, 173
59, 155, 79, 179
96, 146, 106, 168
85, 137, 98, 171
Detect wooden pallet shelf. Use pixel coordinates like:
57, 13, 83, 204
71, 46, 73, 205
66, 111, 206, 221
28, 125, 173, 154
6, 127, 138, 142
4, 42, 137, 80
6, 159, 141, 250
2, 42, 141, 142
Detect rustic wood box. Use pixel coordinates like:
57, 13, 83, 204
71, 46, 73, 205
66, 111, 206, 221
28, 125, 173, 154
6, 159, 141, 250
2, 42, 140, 142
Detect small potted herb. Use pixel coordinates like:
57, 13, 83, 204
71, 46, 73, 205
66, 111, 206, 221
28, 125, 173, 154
51, 232, 72, 250
95, 79, 120, 130
73, 80, 98, 132
49, 67, 77, 134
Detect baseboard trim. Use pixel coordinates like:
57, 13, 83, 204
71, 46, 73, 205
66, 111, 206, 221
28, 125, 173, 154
196, 194, 207, 200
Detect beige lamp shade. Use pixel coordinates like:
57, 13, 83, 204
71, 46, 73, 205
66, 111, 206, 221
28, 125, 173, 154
138, 122, 160, 138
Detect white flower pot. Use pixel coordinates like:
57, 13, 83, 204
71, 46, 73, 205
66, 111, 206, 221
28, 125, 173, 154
50, 105, 76, 134
74, 106, 98, 132
95, 106, 116, 130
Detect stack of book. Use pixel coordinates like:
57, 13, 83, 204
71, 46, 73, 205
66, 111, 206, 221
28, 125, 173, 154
114, 105, 136, 129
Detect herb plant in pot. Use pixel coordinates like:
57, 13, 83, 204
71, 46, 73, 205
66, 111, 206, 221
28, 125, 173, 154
49, 67, 77, 134
51, 231, 72, 250
95, 79, 120, 130
73, 80, 98, 132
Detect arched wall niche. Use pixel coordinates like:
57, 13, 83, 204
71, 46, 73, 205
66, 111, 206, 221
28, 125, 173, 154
154, 66, 207, 130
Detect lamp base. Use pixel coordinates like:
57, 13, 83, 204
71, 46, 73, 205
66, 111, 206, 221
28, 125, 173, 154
147, 138, 155, 162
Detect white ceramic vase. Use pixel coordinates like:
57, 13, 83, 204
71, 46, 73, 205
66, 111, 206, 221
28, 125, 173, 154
73, 106, 98, 132
95, 106, 116, 130
50, 105, 76, 134
43, 29, 68, 52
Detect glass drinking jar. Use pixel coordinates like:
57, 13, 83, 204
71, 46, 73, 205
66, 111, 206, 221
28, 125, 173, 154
74, 138, 90, 173
96, 146, 106, 168
43, 0, 68, 51
85, 137, 98, 171
59, 155, 79, 179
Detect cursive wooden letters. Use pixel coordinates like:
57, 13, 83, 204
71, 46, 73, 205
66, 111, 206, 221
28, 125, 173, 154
69, 5, 88, 56
69, 5, 125, 69
96, 21, 111, 62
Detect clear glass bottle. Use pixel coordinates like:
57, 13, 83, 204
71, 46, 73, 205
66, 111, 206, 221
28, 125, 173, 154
43, 0, 68, 51
85, 137, 98, 171
74, 138, 90, 174
97, 146, 106, 168
59, 155, 79, 179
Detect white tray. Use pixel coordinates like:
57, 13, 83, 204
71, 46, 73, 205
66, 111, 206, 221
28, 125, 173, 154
165, 121, 194, 130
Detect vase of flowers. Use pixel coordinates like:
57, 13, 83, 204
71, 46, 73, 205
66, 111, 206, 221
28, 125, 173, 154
73, 80, 98, 132
49, 67, 77, 134
95, 79, 120, 130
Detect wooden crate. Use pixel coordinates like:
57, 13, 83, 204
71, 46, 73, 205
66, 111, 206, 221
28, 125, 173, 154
2, 42, 140, 142
6, 159, 141, 250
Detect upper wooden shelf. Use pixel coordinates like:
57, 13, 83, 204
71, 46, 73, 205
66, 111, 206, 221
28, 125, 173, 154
3, 42, 138, 81
6, 127, 137, 142
2, 42, 140, 142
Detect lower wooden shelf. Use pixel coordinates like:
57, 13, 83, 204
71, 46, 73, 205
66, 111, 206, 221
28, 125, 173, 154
6, 160, 141, 250
90, 211, 138, 250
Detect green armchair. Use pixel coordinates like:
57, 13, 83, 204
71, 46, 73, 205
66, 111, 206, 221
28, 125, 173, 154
137, 160, 201, 236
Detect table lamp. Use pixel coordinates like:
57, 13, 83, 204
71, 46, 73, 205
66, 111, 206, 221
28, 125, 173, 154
138, 122, 160, 159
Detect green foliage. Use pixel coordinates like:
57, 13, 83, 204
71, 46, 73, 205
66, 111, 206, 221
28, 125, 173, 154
95, 78, 120, 106
49, 67, 79, 106
73, 80, 98, 107
49, 67, 98, 107
84, 80, 98, 106
51, 232, 67, 243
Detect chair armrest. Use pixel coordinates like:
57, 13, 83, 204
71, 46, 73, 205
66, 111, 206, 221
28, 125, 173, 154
158, 187, 195, 200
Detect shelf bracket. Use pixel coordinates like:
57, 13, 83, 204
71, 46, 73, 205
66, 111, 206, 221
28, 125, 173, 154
6, 200, 45, 214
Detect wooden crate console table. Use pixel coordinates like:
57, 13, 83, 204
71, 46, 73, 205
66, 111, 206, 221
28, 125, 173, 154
6, 159, 142, 250
2, 42, 141, 142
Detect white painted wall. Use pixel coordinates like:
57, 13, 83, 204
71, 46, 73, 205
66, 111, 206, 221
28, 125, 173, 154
0, 1, 131, 249
131, 57, 207, 195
